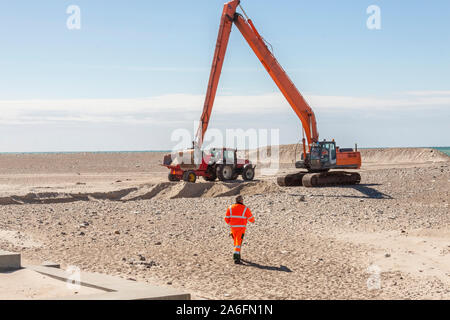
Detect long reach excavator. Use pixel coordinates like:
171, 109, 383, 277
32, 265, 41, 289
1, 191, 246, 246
164, 0, 361, 187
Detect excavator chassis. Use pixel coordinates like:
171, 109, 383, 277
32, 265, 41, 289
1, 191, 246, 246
277, 171, 361, 187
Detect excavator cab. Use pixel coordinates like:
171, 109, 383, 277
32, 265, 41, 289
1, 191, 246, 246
297, 140, 337, 172
287, 139, 360, 186
308, 141, 336, 171
317, 141, 337, 166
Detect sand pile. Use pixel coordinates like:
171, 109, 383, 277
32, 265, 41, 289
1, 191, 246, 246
361, 148, 449, 164
241, 145, 449, 167
125, 181, 280, 200
239, 144, 302, 168
0, 181, 282, 205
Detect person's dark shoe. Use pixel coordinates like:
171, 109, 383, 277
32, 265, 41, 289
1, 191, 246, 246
234, 259, 242, 265
233, 253, 241, 263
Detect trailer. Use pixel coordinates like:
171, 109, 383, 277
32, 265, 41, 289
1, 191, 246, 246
163, 147, 255, 183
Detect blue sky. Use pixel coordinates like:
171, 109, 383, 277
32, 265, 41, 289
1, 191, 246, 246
0, 0, 449, 152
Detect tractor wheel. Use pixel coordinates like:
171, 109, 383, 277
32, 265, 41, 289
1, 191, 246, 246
203, 167, 217, 182
217, 165, 234, 181
182, 171, 197, 183
242, 166, 255, 181
168, 173, 180, 182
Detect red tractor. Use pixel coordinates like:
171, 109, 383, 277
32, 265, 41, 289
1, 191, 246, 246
163, 148, 255, 183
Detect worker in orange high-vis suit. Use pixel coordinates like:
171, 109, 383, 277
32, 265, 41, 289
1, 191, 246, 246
225, 195, 255, 264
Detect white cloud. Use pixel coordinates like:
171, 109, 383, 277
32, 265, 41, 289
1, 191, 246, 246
405, 91, 450, 96
0, 91, 448, 124
307, 93, 450, 110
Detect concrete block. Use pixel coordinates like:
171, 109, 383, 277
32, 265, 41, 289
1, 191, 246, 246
0, 251, 21, 271
28, 265, 191, 300
41, 261, 61, 269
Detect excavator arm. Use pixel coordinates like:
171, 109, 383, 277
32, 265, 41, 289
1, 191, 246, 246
195, 0, 240, 148
195, 0, 319, 150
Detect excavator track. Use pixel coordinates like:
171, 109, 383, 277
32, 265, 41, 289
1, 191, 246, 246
277, 171, 361, 187
277, 172, 308, 187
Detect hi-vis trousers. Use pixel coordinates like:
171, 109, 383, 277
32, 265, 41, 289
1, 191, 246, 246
231, 228, 245, 255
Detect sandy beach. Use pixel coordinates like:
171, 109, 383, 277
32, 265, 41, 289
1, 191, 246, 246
0, 145, 449, 299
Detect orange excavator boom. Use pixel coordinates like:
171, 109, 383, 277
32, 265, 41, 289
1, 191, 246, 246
195, 0, 318, 150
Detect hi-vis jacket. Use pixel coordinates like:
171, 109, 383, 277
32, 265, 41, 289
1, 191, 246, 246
225, 203, 255, 229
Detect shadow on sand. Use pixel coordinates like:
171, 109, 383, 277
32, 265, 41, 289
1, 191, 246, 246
344, 184, 393, 199
240, 259, 292, 273
312, 184, 393, 200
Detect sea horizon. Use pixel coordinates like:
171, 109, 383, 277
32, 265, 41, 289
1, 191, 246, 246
0, 146, 449, 156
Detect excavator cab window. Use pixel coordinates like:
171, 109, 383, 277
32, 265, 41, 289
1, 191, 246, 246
318, 142, 337, 166
330, 143, 336, 161
310, 147, 320, 160
320, 143, 330, 163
